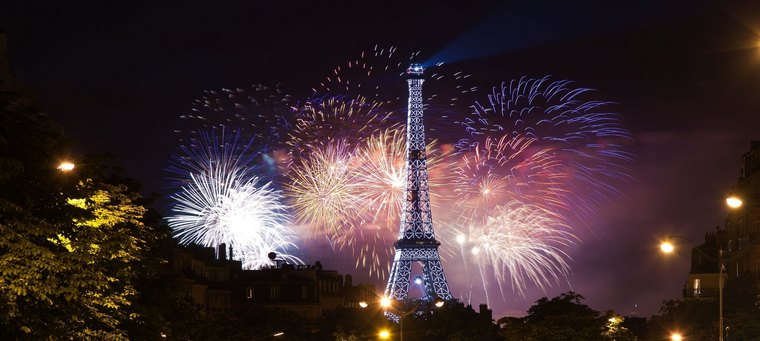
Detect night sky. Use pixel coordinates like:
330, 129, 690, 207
3, 1, 760, 317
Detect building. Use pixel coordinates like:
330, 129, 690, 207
724, 140, 760, 278
171, 244, 376, 323
683, 228, 724, 298
684, 141, 760, 299
172, 244, 241, 314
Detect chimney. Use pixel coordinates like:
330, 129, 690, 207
218, 243, 227, 260
479, 304, 493, 322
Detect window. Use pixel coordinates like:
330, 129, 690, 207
301, 286, 308, 299
693, 278, 701, 296
271, 286, 280, 299
246, 287, 254, 299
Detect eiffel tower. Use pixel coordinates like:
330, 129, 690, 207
384, 63, 452, 302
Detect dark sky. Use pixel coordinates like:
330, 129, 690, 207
3, 1, 760, 318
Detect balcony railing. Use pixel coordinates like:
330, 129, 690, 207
683, 287, 720, 298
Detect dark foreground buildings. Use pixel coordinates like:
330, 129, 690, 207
683, 141, 760, 299
172, 244, 376, 323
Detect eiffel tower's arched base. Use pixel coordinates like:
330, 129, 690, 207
384, 246, 453, 301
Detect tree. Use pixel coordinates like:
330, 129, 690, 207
0, 103, 155, 339
500, 292, 634, 341
645, 299, 715, 341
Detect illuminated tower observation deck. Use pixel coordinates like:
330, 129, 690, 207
384, 63, 453, 302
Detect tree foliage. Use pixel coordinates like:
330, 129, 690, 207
500, 292, 635, 341
0, 101, 154, 339
645, 299, 715, 341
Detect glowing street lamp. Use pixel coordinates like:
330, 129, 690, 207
670, 332, 683, 341
660, 241, 675, 254
726, 196, 743, 209
57, 161, 75, 172
380, 296, 392, 308
378, 329, 391, 339
366, 296, 445, 341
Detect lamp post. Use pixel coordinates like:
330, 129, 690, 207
360, 296, 445, 341
660, 235, 724, 341
380, 296, 414, 341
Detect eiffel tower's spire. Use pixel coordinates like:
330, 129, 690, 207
384, 62, 452, 302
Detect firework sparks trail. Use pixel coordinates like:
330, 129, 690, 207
285, 140, 366, 242
175, 84, 294, 147
445, 76, 632, 297
288, 96, 393, 152
453, 134, 569, 218
166, 128, 300, 269
444, 200, 576, 305
313, 44, 479, 141
335, 127, 456, 278
354, 127, 455, 224
458, 77, 634, 230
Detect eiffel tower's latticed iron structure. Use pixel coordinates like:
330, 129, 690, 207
384, 63, 453, 302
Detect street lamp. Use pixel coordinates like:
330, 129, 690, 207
660, 235, 724, 341
660, 241, 675, 254
670, 332, 683, 341
57, 161, 75, 172
363, 296, 445, 341
726, 195, 743, 209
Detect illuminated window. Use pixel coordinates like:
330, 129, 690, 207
693, 278, 701, 296
246, 287, 254, 299
271, 286, 279, 299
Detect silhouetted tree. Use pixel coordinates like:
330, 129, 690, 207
0, 100, 157, 339
499, 292, 634, 341
646, 299, 715, 341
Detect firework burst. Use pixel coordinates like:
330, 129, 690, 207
335, 127, 456, 278
285, 140, 366, 241
454, 134, 570, 217
354, 127, 455, 223
166, 128, 300, 269
459, 77, 633, 229
288, 95, 393, 152
313, 44, 479, 141
444, 200, 576, 304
